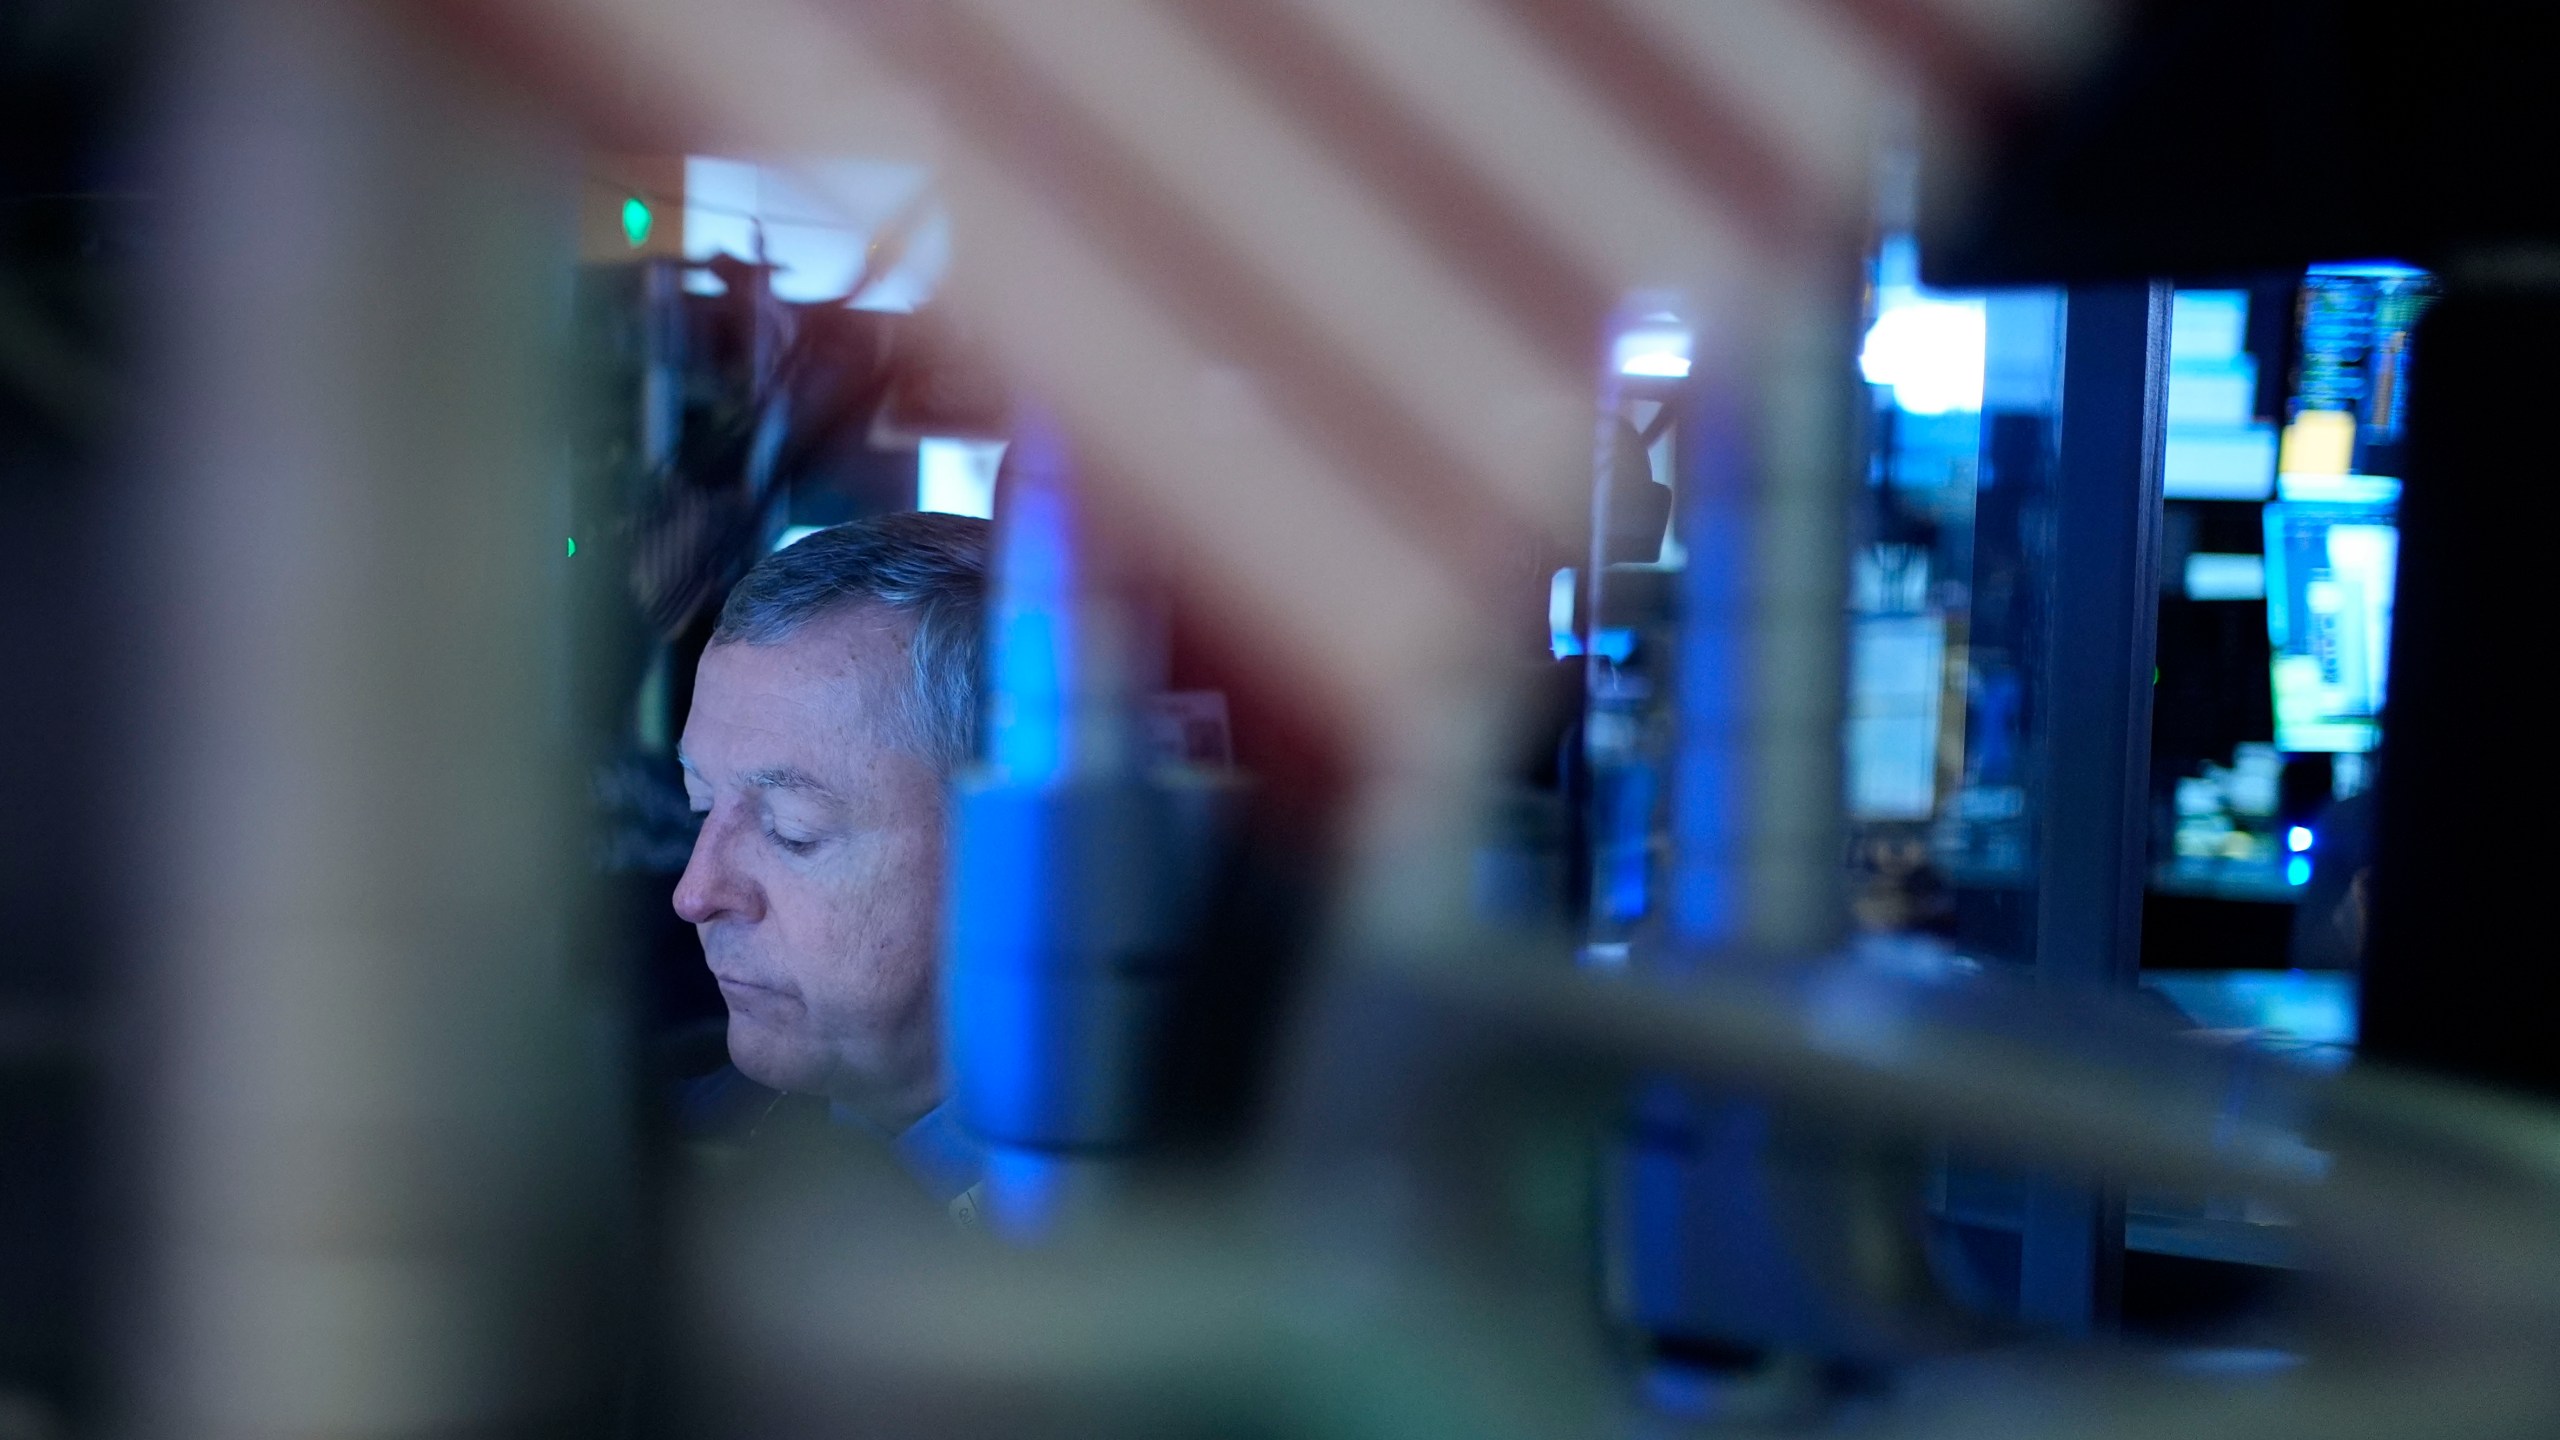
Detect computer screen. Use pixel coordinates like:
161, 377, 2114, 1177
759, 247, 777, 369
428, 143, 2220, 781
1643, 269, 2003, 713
2283, 262, 2436, 482
2264, 499, 2397, 753
2258, 262, 2433, 755
2162, 289, 2279, 500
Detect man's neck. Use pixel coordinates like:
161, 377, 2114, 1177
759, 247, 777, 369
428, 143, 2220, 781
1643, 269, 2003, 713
823, 1078, 940, 1136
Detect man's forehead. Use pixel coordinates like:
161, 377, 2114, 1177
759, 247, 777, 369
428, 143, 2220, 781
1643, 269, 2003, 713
682, 609, 913, 776
718, 604, 911, 681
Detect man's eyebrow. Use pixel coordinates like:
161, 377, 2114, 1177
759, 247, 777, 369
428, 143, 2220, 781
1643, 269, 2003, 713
741, 765, 838, 798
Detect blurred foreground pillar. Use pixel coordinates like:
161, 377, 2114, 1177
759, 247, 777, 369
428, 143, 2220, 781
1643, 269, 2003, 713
126, 3, 621, 1436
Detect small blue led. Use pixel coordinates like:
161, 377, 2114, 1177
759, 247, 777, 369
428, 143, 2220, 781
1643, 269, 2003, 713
2287, 856, 2312, 887
2286, 825, 2314, 853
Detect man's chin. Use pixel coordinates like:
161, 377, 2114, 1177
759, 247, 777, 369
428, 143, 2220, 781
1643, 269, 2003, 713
724, 1021, 827, 1096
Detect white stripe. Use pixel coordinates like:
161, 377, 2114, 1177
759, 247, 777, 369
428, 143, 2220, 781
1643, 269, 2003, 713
1615, 0, 1913, 212
951, 0, 1588, 531
539, 0, 939, 154
1282, 0, 1762, 298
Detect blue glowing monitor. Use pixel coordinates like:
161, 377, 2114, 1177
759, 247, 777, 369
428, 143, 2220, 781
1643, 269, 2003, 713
2263, 501, 2396, 752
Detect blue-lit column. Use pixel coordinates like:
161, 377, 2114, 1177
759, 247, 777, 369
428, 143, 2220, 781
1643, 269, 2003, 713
945, 415, 1233, 1243
952, 417, 1124, 1240
1607, 277, 1869, 1369
2016, 282, 2170, 1334
1666, 300, 1852, 962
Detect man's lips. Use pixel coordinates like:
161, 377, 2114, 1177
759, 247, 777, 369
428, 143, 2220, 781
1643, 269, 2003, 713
713, 973, 792, 999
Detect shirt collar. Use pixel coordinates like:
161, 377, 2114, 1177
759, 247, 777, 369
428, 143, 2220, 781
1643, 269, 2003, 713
831, 1099, 984, 1205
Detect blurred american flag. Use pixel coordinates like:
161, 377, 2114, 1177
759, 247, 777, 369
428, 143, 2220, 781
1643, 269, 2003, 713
460, 0, 2109, 779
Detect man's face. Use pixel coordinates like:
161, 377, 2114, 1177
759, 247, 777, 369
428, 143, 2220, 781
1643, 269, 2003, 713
674, 607, 947, 1120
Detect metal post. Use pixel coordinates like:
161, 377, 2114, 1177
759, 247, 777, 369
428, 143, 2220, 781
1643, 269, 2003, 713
2016, 281, 2169, 1334
127, 4, 619, 1435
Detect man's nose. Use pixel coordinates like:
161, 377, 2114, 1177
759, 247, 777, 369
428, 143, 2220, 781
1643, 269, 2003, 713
673, 813, 759, 925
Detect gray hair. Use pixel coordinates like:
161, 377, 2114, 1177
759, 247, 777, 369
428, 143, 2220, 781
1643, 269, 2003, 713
712, 512, 991, 772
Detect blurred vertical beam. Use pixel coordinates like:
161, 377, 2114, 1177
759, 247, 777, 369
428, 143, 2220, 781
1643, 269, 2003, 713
1614, 272, 1866, 1358
2016, 281, 2168, 1334
1741, 281, 1861, 957
1671, 279, 1856, 960
128, 3, 618, 1436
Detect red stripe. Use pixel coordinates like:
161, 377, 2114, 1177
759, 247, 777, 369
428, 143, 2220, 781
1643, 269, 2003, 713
1160, 0, 1614, 373
847, 0, 1565, 593
1480, 0, 1810, 248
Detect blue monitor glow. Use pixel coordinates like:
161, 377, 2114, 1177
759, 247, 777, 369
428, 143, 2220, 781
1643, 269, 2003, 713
2146, 970, 2357, 1068
2286, 262, 2436, 479
2264, 500, 2396, 752
1847, 614, 1947, 821
2256, 261, 2432, 754
2162, 289, 2279, 500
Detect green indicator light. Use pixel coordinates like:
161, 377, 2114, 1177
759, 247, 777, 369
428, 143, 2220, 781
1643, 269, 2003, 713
565, 536, 577, 558
620, 196, 652, 248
